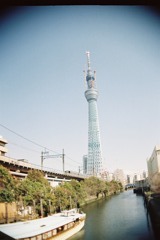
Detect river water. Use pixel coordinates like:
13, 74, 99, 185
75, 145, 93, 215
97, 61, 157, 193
69, 190, 156, 240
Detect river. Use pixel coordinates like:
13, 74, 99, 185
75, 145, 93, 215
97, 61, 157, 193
69, 190, 156, 240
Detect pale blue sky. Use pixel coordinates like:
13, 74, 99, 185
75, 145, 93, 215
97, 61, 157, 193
0, 6, 160, 174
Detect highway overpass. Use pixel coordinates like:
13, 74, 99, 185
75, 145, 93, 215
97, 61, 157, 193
0, 156, 88, 187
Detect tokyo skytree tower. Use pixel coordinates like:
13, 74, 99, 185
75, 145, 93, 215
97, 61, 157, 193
84, 52, 103, 176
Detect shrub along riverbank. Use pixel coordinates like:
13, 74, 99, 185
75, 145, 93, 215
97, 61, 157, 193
0, 165, 123, 222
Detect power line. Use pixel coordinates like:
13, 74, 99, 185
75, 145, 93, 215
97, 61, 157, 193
9, 141, 39, 153
65, 155, 82, 165
0, 123, 82, 165
0, 123, 60, 155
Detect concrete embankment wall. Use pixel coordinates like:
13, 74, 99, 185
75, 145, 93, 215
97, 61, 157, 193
82, 191, 121, 206
146, 194, 160, 226
0, 202, 17, 224
144, 192, 160, 238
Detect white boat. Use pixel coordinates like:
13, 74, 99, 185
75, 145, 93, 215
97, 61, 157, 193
0, 209, 86, 240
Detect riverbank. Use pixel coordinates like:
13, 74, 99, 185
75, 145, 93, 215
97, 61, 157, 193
82, 190, 122, 206
0, 191, 123, 224
69, 190, 155, 240
0, 167, 124, 223
143, 192, 160, 239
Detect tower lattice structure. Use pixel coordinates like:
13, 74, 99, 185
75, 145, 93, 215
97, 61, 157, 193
84, 52, 103, 176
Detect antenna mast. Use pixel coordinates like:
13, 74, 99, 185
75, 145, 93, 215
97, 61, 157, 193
86, 51, 91, 71
83, 70, 87, 89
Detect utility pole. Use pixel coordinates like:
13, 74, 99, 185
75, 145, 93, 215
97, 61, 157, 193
40, 149, 65, 172
78, 166, 83, 174
41, 150, 49, 170
62, 149, 65, 172
41, 151, 43, 170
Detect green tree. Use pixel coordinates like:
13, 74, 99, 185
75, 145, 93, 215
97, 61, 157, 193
0, 165, 18, 223
53, 180, 87, 211
84, 176, 98, 197
108, 180, 122, 194
0, 165, 16, 203
117, 181, 123, 191
18, 170, 55, 216
83, 176, 123, 199
54, 184, 70, 211
66, 180, 87, 208
84, 176, 107, 198
96, 178, 106, 198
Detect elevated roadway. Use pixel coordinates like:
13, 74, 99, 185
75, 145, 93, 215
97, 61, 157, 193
0, 156, 88, 185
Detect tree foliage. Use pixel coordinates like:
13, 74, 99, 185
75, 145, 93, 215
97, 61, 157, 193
18, 170, 55, 216
0, 166, 123, 217
84, 176, 108, 197
0, 165, 16, 202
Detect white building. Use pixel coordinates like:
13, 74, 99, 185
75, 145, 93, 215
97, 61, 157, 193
0, 136, 8, 157
107, 172, 114, 181
126, 174, 134, 184
133, 173, 142, 183
113, 169, 126, 186
147, 145, 160, 181
0, 136, 32, 168
126, 171, 147, 185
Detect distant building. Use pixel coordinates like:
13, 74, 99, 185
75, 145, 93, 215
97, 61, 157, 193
133, 173, 142, 183
142, 170, 147, 179
99, 169, 110, 181
0, 136, 33, 176
147, 145, 160, 181
126, 174, 134, 184
126, 171, 147, 185
107, 172, 114, 181
113, 169, 126, 186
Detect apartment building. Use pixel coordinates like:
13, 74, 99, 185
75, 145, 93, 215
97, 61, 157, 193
147, 145, 160, 181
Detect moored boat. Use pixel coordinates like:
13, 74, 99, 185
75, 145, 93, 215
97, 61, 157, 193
0, 208, 86, 240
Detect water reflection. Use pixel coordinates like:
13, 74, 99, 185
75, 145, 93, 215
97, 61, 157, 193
69, 190, 156, 240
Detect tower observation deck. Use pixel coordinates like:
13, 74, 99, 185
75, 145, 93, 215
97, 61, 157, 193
84, 52, 103, 176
